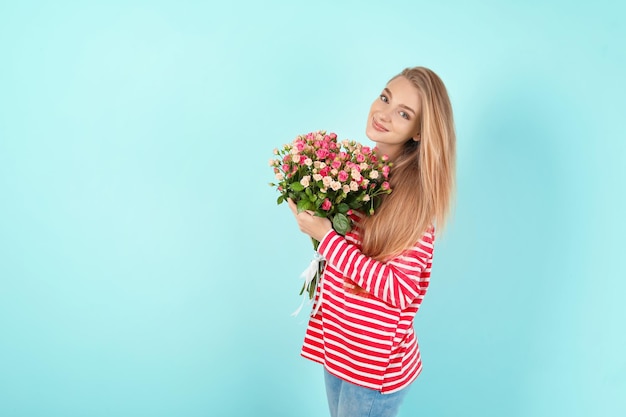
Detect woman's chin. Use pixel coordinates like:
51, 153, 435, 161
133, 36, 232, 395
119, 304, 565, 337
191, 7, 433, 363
364, 127, 381, 143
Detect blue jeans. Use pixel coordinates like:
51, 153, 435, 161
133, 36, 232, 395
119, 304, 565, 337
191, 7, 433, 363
324, 369, 410, 417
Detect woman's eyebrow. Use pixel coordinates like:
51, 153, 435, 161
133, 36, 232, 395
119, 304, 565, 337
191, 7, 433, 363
399, 104, 416, 116
385, 87, 416, 115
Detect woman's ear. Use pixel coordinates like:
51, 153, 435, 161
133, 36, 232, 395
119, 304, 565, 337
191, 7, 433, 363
413, 133, 421, 142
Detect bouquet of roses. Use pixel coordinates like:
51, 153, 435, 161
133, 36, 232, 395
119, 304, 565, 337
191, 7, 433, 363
269, 130, 392, 302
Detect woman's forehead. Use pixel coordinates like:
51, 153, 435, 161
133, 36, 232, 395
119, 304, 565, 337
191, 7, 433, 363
386, 76, 421, 110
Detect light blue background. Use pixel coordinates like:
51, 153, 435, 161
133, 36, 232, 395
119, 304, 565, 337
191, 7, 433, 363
1, 1, 624, 416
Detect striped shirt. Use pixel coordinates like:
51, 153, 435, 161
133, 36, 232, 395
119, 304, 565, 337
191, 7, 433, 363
301, 220, 435, 394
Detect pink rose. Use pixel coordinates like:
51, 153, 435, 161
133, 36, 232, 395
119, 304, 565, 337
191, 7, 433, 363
321, 198, 332, 211
319, 167, 330, 177
331, 160, 342, 170
316, 149, 329, 159
362, 146, 371, 155
338, 170, 349, 182
382, 181, 390, 190
356, 154, 365, 163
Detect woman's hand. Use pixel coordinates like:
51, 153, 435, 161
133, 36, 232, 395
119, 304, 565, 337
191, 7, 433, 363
287, 198, 333, 242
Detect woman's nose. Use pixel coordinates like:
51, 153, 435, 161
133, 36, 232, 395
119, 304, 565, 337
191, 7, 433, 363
378, 109, 391, 122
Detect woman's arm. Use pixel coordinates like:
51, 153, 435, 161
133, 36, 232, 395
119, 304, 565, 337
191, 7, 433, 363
317, 228, 434, 309
287, 198, 434, 309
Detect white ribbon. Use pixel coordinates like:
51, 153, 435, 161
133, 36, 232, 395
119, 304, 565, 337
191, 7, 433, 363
291, 252, 325, 317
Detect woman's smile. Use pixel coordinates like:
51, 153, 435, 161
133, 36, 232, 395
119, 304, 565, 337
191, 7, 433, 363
372, 118, 389, 132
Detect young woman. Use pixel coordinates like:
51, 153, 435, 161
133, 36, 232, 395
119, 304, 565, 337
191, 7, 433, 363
288, 66, 456, 417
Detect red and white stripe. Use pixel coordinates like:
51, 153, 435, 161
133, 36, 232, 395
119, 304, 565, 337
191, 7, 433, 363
301, 222, 434, 394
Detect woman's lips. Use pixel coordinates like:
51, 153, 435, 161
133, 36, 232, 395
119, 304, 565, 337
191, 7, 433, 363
372, 119, 388, 132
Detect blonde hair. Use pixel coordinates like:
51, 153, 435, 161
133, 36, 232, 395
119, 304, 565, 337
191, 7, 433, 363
360, 67, 456, 261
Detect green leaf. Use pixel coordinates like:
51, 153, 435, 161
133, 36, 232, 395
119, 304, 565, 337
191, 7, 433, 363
332, 213, 351, 235
290, 183, 304, 192
277, 195, 285, 205
297, 199, 315, 212
337, 203, 350, 214
308, 278, 316, 299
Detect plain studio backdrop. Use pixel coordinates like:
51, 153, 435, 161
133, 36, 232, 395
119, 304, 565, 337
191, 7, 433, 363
0, 1, 624, 416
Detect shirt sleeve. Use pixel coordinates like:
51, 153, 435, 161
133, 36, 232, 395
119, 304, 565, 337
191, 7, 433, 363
317, 227, 435, 309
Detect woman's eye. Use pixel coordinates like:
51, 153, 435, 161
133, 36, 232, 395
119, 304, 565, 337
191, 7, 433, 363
399, 111, 409, 120
379, 94, 388, 103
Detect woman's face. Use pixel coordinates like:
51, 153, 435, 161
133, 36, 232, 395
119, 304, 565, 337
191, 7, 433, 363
365, 76, 421, 160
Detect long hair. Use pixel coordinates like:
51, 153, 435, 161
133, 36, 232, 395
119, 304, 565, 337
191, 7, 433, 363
360, 67, 456, 261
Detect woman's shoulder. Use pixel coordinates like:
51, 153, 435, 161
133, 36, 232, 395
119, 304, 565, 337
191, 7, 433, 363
423, 224, 435, 242
412, 225, 435, 251
392, 226, 435, 260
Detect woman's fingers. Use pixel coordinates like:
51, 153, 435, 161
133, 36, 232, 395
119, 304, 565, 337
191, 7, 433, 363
288, 198, 313, 217
287, 198, 332, 240
287, 198, 298, 215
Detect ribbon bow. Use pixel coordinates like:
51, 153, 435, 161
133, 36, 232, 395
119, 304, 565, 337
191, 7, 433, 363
291, 252, 325, 317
